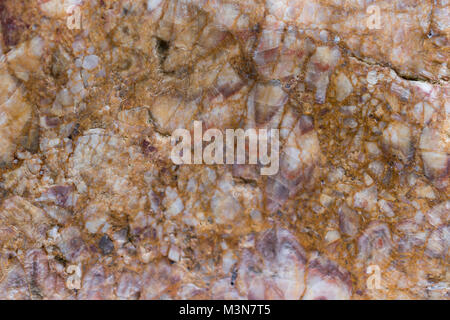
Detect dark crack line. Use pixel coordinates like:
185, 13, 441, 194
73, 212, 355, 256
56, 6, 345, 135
336, 43, 448, 87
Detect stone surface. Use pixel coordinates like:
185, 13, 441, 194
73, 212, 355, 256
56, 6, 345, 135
0, 0, 448, 300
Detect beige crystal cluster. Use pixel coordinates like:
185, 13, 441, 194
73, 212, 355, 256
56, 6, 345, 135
0, 0, 448, 300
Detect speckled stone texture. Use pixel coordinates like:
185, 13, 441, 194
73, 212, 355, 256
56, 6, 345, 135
0, 0, 448, 300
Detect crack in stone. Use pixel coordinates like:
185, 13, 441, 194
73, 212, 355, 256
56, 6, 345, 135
345, 50, 448, 87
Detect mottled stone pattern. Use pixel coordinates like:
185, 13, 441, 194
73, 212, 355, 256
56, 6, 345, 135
0, 0, 448, 300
